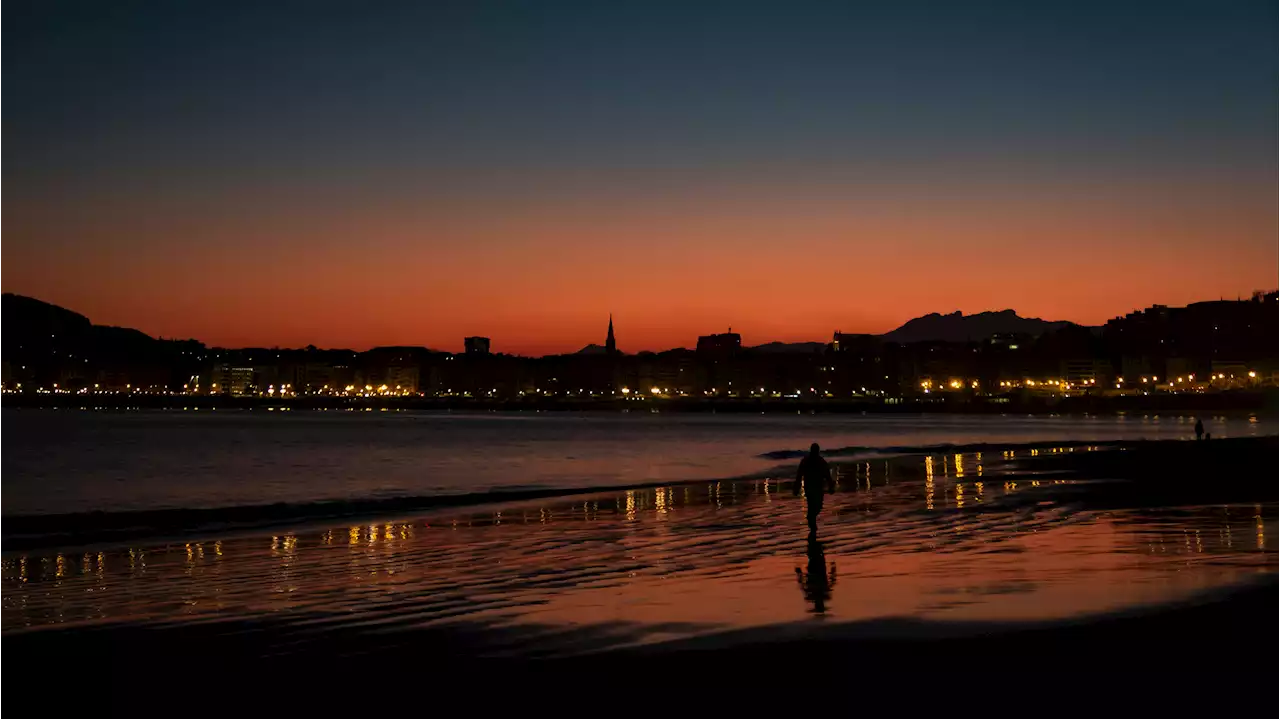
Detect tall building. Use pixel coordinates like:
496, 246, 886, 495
210, 364, 256, 396
830, 331, 877, 354
696, 329, 742, 358
606, 314, 617, 354
383, 365, 420, 393
464, 336, 491, 355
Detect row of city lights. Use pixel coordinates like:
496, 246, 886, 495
952, 372, 1263, 391
3, 370, 1264, 396
993, 379, 1096, 388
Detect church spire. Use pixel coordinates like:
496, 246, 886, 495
606, 313, 617, 354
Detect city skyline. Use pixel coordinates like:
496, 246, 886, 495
5, 1, 1276, 355
5, 287, 1274, 402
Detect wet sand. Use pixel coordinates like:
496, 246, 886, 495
3, 437, 1276, 713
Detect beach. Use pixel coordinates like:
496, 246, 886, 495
3, 433, 1275, 712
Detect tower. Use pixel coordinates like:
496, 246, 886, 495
606, 314, 617, 354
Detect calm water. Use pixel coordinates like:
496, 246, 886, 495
3, 409, 1274, 516
3, 454, 1274, 649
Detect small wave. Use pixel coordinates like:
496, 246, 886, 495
759, 438, 1137, 460
759, 446, 874, 460
1, 472, 774, 552
0, 485, 616, 552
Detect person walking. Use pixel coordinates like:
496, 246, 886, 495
794, 443, 835, 537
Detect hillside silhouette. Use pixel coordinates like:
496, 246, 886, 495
3, 293, 178, 356
3, 293, 204, 388
879, 309, 1073, 344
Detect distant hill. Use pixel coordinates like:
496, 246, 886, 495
3, 293, 172, 358
3, 294, 207, 387
748, 341, 827, 354
880, 309, 1074, 344
3, 292, 93, 338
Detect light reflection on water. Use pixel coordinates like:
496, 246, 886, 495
1, 452, 1275, 655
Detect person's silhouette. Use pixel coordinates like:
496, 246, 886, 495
1194, 418, 1205, 441
795, 537, 837, 614
794, 442, 834, 537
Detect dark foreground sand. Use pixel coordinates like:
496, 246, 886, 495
6, 579, 1275, 714
3, 437, 1276, 714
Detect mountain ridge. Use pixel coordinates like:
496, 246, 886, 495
879, 309, 1076, 344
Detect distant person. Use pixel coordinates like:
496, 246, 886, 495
796, 537, 837, 614
794, 442, 835, 537
1195, 418, 1205, 441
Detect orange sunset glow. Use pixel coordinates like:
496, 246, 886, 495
6, 171, 1274, 354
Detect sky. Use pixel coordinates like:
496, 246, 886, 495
4, 0, 1275, 355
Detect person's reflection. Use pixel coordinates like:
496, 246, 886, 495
795, 538, 837, 614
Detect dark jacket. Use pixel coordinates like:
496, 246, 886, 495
795, 454, 833, 497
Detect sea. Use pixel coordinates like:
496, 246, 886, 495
3, 408, 1272, 517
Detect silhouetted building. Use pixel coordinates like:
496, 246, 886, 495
296, 352, 357, 393
359, 346, 430, 394
1060, 359, 1111, 386
383, 365, 420, 393
606, 314, 617, 355
697, 329, 742, 358
1104, 293, 1277, 373
464, 336, 491, 355
829, 331, 878, 354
